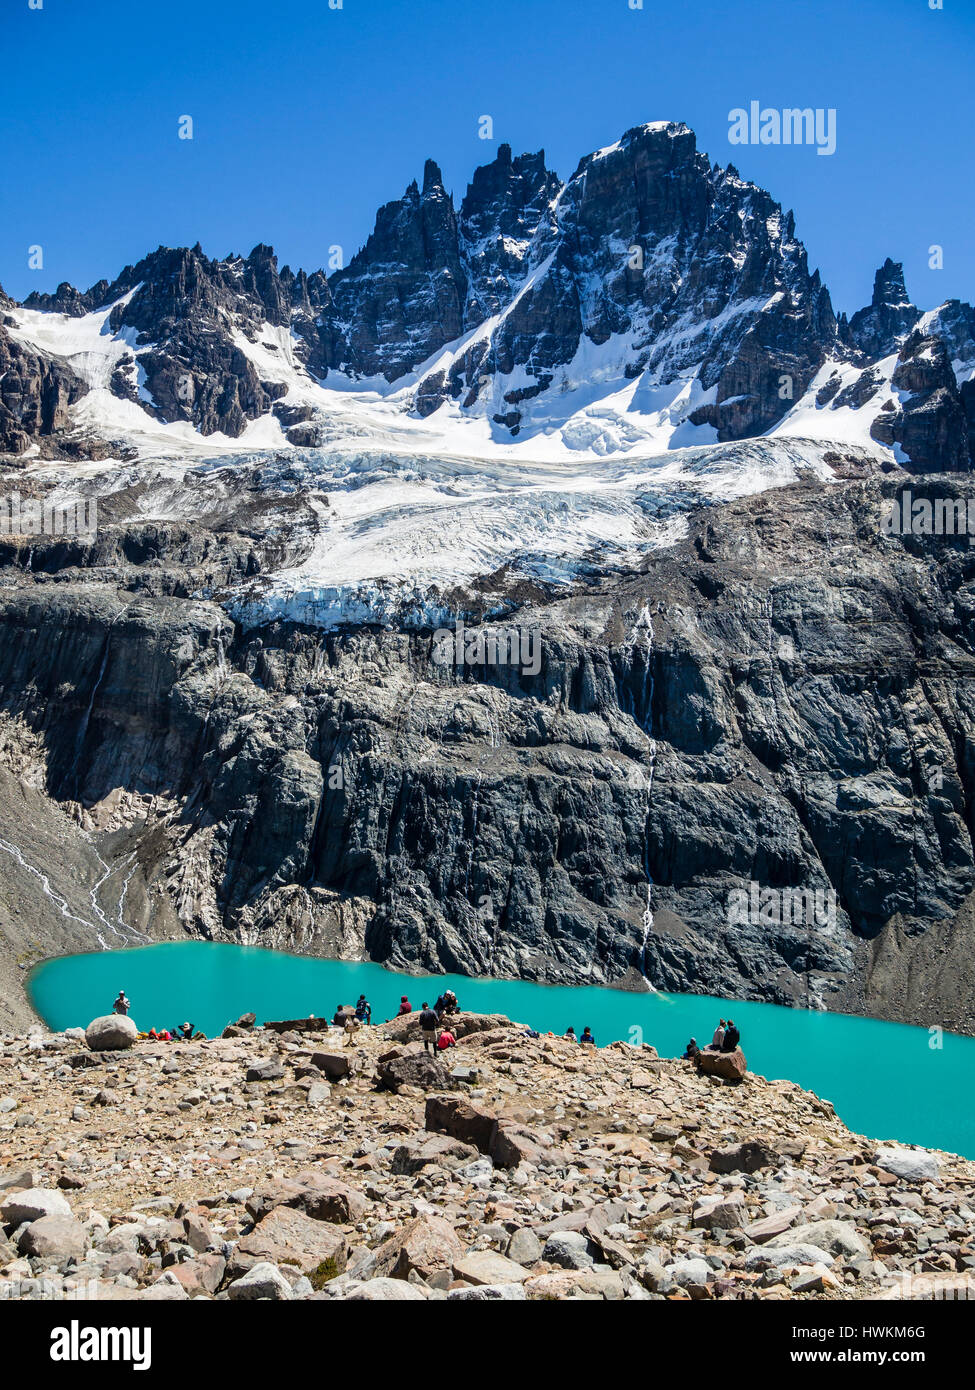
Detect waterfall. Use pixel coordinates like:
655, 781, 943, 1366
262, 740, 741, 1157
623, 602, 658, 984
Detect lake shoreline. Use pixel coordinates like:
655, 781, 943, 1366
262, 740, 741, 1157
25, 939, 975, 1160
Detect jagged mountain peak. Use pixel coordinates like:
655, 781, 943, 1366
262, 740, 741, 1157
2, 118, 972, 472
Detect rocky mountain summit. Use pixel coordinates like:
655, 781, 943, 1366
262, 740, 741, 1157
1, 1011, 970, 1303
2, 121, 973, 467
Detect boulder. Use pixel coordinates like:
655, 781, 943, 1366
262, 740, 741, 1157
874, 1146, 940, 1183
1, 1188, 71, 1224
490, 1122, 552, 1169
309, 1051, 352, 1081
0, 1167, 41, 1193
709, 1140, 780, 1174
424, 1094, 499, 1153
542, 1231, 593, 1270
168, 1253, 226, 1296
226, 1261, 294, 1301
743, 1205, 802, 1244
692, 1195, 746, 1230
245, 1059, 284, 1082
84, 1015, 138, 1051
506, 1227, 543, 1265
745, 1243, 835, 1270
447, 1282, 527, 1301
452, 1251, 531, 1286
372, 1215, 464, 1280
18, 1215, 88, 1261
524, 1268, 624, 1300
289, 1172, 367, 1224
375, 1051, 451, 1093
695, 1047, 747, 1082
770, 1220, 871, 1259
390, 1132, 479, 1175
342, 1277, 428, 1301
232, 1206, 348, 1277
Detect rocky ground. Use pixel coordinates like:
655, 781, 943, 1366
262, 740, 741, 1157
1, 1010, 972, 1302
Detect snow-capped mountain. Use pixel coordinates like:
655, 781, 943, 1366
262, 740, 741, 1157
2, 121, 973, 472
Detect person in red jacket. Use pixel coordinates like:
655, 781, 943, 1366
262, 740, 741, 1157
396, 996, 413, 1016
437, 1027, 456, 1051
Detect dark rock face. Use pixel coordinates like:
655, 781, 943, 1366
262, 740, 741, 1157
0, 320, 88, 454
323, 161, 467, 382
2, 473, 975, 1033
870, 331, 972, 472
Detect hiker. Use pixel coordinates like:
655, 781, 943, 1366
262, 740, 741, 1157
433, 992, 449, 1019
437, 1027, 456, 1051
564, 1026, 577, 1041
579, 1026, 596, 1046
418, 1001, 439, 1053
442, 989, 458, 1016
396, 995, 413, 1016
722, 1020, 740, 1052
332, 1004, 348, 1026
683, 1037, 699, 1060
177, 1022, 194, 1042
354, 994, 371, 1024
710, 1019, 726, 1050
343, 1013, 362, 1047
113, 991, 130, 1017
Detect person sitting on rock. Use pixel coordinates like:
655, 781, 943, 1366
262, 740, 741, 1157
113, 990, 130, 1016
433, 992, 449, 1018
564, 1026, 577, 1041
177, 1021, 194, 1041
396, 995, 413, 1016
709, 1019, 726, 1050
721, 1020, 740, 1052
683, 1037, 700, 1060
332, 1004, 348, 1026
343, 1013, 362, 1047
437, 1027, 456, 1051
354, 994, 371, 1024
442, 990, 458, 1016
579, 1026, 596, 1045
418, 1002, 440, 1053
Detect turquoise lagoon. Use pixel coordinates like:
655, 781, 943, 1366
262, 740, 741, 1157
26, 941, 975, 1160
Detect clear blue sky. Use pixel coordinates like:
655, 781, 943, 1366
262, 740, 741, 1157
3, 0, 972, 315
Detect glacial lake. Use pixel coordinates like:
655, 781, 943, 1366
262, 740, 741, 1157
26, 941, 975, 1160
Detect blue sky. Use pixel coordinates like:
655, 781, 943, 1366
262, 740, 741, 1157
3, 0, 972, 315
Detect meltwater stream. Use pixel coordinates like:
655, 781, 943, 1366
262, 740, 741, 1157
26, 941, 975, 1160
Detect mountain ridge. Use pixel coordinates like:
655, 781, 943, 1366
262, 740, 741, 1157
2, 121, 972, 471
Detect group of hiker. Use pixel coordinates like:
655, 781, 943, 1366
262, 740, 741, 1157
327, 990, 462, 1052
112, 991, 202, 1042
563, 1025, 596, 1046
682, 1017, 741, 1061
108, 985, 741, 1062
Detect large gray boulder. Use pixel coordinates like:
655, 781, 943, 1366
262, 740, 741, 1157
874, 1146, 940, 1183
1, 1188, 71, 1225
18, 1215, 88, 1261
85, 1015, 138, 1051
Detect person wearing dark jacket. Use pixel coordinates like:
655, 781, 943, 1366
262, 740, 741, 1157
721, 1021, 740, 1052
419, 1003, 440, 1052
682, 1037, 699, 1060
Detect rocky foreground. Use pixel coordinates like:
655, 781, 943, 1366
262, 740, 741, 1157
1, 1011, 973, 1302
